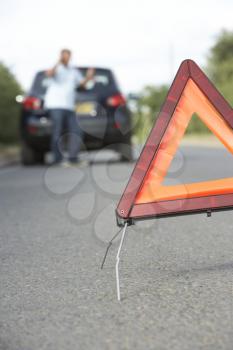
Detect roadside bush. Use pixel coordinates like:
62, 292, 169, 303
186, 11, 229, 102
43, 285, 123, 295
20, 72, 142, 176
0, 62, 23, 144
207, 30, 233, 106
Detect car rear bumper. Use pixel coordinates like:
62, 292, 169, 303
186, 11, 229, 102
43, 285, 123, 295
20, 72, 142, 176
22, 114, 131, 151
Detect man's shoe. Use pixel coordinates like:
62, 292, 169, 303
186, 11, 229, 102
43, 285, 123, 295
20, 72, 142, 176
70, 159, 89, 167
60, 159, 89, 168
60, 160, 72, 168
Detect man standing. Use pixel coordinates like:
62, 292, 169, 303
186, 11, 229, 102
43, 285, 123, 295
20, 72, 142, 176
44, 49, 94, 164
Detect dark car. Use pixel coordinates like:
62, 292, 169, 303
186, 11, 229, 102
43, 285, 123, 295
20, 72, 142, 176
19, 67, 133, 165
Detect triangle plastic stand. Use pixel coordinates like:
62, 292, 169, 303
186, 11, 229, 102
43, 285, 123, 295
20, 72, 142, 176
116, 59, 233, 226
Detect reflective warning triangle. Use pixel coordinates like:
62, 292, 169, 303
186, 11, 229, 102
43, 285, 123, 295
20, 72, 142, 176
116, 59, 233, 226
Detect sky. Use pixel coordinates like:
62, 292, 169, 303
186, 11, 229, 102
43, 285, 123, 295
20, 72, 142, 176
0, 0, 233, 93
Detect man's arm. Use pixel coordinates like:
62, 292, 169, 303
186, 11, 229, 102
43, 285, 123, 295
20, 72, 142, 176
79, 68, 95, 88
45, 63, 60, 77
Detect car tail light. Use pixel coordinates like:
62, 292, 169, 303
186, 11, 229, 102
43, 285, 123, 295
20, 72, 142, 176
27, 125, 38, 134
106, 94, 126, 107
113, 121, 121, 129
23, 96, 41, 110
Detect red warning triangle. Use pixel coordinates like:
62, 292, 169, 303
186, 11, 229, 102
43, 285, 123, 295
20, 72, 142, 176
116, 59, 233, 226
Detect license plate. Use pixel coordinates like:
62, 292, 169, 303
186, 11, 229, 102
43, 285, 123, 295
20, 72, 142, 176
76, 102, 95, 115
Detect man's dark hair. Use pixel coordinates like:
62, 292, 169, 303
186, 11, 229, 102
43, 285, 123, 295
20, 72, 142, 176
61, 48, 71, 55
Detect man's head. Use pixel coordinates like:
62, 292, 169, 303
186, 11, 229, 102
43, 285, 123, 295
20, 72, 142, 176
60, 49, 72, 65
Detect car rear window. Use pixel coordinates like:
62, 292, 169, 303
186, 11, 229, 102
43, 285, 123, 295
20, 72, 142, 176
30, 68, 116, 97
85, 74, 109, 90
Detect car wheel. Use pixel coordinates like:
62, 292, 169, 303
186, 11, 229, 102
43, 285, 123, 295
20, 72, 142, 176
21, 142, 44, 165
34, 151, 45, 164
118, 142, 134, 162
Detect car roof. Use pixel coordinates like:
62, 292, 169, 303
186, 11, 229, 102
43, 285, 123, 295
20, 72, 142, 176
77, 66, 112, 72
36, 67, 113, 75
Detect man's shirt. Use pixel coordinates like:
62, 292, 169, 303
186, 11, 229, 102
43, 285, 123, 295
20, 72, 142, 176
44, 64, 83, 111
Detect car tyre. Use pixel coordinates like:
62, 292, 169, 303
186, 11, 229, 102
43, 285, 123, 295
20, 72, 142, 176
21, 141, 44, 165
118, 142, 134, 162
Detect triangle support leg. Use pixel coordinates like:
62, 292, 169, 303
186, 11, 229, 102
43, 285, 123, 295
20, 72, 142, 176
100, 227, 123, 269
116, 222, 128, 301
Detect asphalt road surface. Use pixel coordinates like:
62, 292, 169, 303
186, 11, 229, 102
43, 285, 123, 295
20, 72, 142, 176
1, 146, 233, 350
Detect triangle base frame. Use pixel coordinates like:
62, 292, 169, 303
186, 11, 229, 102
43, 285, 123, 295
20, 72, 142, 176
116, 205, 233, 227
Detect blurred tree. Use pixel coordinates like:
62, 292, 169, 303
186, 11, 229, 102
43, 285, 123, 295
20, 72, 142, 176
133, 85, 168, 142
0, 62, 23, 144
207, 29, 233, 105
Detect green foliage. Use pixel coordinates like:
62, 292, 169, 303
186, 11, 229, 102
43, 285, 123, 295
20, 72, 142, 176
185, 114, 211, 135
0, 62, 23, 144
133, 85, 168, 143
207, 30, 233, 106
